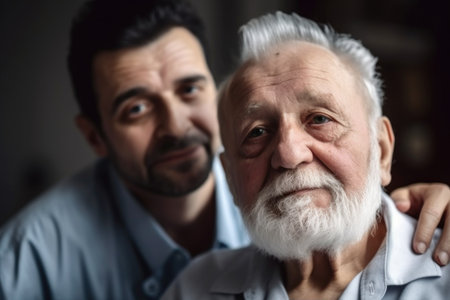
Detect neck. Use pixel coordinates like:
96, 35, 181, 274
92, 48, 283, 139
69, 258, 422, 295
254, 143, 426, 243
284, 219, 386, 300
128, 173, 216, 257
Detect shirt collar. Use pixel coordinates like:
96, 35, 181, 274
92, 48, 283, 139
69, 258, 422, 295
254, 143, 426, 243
210, 246, 283, 296
107, 158, 249, 274
107, 161, 181, 274
381, 192, 442, 285
213, 158, 250, 249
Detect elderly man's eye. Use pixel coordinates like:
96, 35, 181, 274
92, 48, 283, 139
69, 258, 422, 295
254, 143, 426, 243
311, 115, 331, 124
240, 126, 270, 158
248, 127, 266, 138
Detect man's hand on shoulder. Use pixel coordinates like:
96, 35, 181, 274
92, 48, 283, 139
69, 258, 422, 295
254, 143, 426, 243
391, 183, 450, 266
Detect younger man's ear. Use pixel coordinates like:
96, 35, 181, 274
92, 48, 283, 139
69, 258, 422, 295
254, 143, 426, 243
75, 114, 108, 157
377, 116, 395, 186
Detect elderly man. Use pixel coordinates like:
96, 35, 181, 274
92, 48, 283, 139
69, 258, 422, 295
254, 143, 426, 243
162, 12, 450, 299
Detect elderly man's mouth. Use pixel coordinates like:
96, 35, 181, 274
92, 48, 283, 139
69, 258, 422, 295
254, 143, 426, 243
270, 187, 332, 208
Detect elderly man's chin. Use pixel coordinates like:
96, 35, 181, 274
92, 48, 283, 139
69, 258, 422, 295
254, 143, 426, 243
242, 158, 382, 261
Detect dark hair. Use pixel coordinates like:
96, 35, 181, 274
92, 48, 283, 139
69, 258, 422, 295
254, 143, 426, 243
67, 0, 208, 127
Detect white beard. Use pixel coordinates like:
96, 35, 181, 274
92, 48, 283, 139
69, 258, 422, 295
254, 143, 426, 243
241, 141, 382, 260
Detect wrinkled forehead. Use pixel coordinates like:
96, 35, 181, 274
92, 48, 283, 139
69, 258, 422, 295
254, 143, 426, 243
220, 41, 357, 116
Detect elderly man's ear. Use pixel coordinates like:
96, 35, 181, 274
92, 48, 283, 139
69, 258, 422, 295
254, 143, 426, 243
75, 114, 109, 157
377, 116, 395, 186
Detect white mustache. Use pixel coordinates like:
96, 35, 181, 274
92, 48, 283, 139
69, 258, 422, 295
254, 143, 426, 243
258, 167, 343, 204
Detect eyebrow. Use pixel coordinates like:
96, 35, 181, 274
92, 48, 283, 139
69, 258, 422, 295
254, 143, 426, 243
174, 74, 207, 86
244, 102, 263, 115
296, 90, 337, 107
111, 74, 208, 115
239, 90, 339, 119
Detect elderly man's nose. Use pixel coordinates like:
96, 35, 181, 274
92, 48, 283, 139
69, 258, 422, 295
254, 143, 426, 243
271, 125, 313, 170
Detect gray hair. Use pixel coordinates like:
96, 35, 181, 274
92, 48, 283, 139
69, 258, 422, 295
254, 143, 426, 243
235, 11, 384, 125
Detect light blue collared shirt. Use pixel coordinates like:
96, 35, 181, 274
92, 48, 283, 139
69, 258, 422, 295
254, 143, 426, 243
110, 158, 250, 298
162, 192, 450, 299
0, 159, 250, 300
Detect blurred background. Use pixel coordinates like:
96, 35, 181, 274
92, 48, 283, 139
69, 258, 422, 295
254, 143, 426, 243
0, 0, 449, 225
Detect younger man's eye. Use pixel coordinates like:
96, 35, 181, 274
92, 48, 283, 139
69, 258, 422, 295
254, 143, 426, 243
182, 85, 198, 95
129, 103, 147, 115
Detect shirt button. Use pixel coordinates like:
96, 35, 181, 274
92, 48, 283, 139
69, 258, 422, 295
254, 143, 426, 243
244, 289, 257, 298
174, 252, 184, 261
143, 278, 160, 298
368, 281, 375, 295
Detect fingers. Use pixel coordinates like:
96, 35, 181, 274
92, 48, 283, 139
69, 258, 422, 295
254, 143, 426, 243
413, 199, 446, 254
409, 183, 450, 265
433, 215, 450, 266
390, 186, 415, 213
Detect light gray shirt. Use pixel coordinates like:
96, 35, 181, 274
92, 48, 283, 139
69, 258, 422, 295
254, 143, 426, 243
163, 193, 450, 299
0, 159, 250, 300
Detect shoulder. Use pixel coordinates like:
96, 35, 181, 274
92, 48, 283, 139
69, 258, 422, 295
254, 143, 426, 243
0, 160, 107, 242
0, 160, 120, 297
162, 246, 263, 299
381, 193, 450, 295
